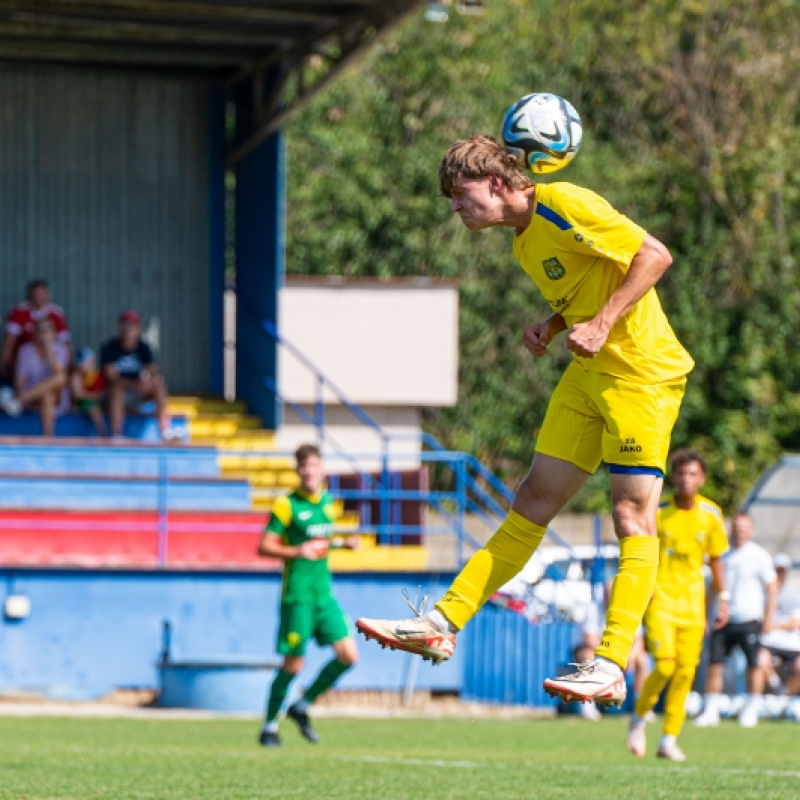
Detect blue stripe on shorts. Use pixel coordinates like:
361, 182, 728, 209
607, 464, 665, 478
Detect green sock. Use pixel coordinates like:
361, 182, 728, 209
303, 659, 351, 705
266, 669, 294, 722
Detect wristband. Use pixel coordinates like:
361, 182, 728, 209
718, 591, 731, 601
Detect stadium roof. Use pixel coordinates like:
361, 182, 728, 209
0, 1, 425, 163
741, 454, 800, 565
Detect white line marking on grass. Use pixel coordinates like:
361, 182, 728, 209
339, 755, 800, 780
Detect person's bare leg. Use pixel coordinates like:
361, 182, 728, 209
107, 381, 126, 436
18, 374, 65, 406
39, 389, 56, 436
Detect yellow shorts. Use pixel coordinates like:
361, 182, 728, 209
644, 610, 705, 665
534, 362, 686, 475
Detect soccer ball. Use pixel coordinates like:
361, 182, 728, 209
501, 92, 583, 174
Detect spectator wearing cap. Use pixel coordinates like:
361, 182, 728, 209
14, 316, 70, 436
70, 347, 107, 437
0, 279, 70, 416
100, 310, 169, 439
759, 553, 800, 696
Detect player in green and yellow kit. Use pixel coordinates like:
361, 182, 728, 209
626, 450, 728, 761
357, 133, 694, 708
257, 444, 358, 747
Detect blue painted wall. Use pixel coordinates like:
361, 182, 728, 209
0, 569, 460, 701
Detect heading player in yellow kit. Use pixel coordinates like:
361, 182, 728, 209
626, 450, 729, 761
357, 134, 694, 707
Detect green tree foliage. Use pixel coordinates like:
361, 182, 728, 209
285, 0, 800, 512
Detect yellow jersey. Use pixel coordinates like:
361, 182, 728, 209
512, 182, 694, 384
650, 495, 729, 626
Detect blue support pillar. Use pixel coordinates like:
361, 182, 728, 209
206, 86, 226, 397
234, 131, 285, 429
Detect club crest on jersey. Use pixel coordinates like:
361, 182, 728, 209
542, 257, 566, 280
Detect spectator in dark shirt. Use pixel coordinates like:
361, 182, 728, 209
100, 310, 168, 439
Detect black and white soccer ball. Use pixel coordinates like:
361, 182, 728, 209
501, 92, 583, 174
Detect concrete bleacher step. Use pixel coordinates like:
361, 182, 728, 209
189, 415, 264, 438
192, 434, 278, 450
0, 473, 252, 512
0, 440, 220, 477
167, 396, 248, 419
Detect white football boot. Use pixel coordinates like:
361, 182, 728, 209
356, 591, 456, 665
543, 660, 627, 707
656, 741, 687, 762
626, 718, 647, 757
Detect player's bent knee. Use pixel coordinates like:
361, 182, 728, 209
334, 638, 358, 666
654, 658, 676, 681
282, 656, 304, 675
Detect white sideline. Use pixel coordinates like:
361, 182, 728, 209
339, 755, 800, 780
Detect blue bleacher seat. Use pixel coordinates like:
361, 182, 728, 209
0, 411, 188, 441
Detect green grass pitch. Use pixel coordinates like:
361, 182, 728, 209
0, 714, 798, 799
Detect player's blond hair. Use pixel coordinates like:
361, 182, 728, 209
438, 134, 533, 198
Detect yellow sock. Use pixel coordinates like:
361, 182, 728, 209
635, 658, 674, 719
595, 536, 659, 669
663, 662, 696, 736
435, 510, 546, 630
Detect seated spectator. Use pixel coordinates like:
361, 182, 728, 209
100, 310, 169, 439
14, 317, 70, 436
1, 278, 70, 384
759, 553, 800, 696
70, 347, 107, 437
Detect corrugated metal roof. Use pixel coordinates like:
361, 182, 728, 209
0, 2, 423, 78
0, 2, 426, 164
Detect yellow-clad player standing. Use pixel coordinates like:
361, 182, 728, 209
357, 134, 694, 707
627, 450, 729, 761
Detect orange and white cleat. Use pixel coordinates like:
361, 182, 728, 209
356, 615, 455, 665
543, 660, 627, 708
356, 589, 456, 666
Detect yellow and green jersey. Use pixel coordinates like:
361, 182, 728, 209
265, 489, 336, 604
649, 495, 729, 626
512, 182, 694, 384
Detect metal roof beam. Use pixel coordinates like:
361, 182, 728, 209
0, 1, 345, 26
0, 39, 245, 69
226, 1, 423, 166
0, 15, 296, 47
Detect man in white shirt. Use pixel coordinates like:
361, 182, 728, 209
695, 512, 777, 728
759, 553, 800, 696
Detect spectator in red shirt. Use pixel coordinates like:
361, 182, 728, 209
100, 310, 169, 439
1, 279, 70, 382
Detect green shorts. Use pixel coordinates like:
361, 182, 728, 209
276, 596, 352, 657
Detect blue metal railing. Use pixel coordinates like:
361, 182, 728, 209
260, 319, 572, 562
